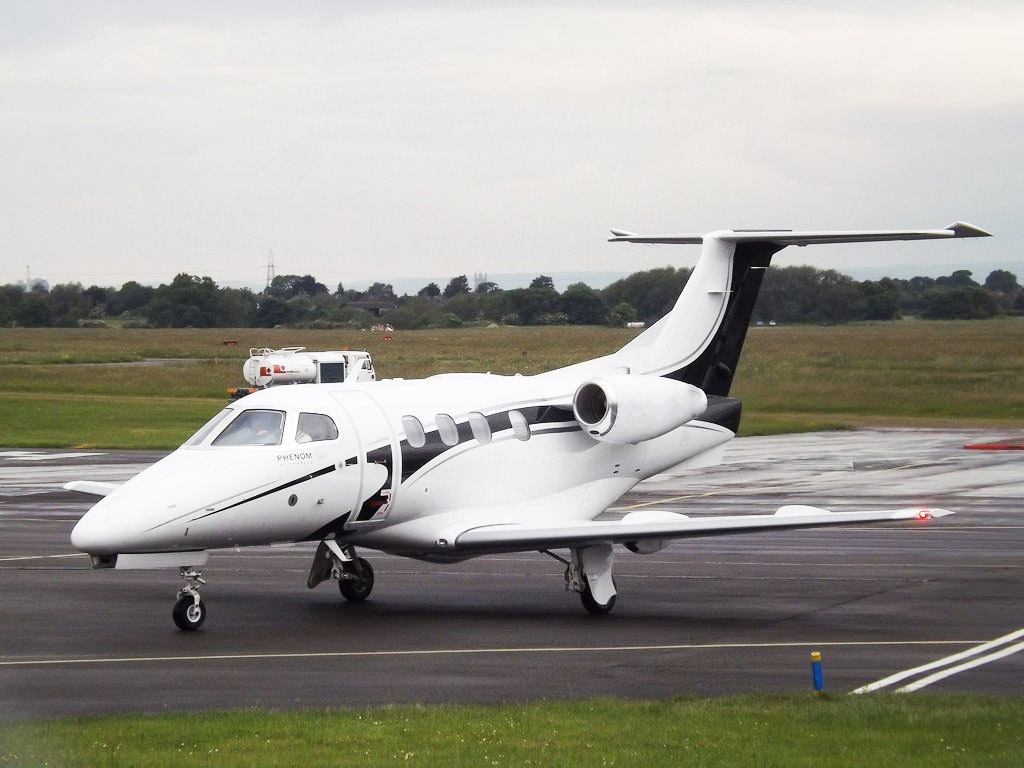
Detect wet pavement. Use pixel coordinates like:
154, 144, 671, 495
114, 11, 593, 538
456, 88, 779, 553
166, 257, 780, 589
1, 429, 1021, 719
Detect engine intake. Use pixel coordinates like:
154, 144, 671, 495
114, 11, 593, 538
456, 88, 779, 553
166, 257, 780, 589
573, 375, 708, 444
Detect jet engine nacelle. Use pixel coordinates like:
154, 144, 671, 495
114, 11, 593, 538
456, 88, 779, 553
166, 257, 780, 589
572, 375, 708, 445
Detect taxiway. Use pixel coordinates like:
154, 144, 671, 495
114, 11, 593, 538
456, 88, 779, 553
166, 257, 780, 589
1, 430, 1021, 720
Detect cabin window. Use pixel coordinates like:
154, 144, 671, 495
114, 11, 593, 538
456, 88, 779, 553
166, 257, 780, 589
437, 414, 459, 447
185, 408, 233, 446
509, 409, 531, 441
402, 415, 426, 448
212, 409, 285, 446
296, 412, 339, 443
468, 412, 491, 444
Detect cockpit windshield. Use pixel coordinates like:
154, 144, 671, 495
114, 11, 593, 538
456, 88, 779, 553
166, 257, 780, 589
184, 408, 233, 446
212, 409, 286, 447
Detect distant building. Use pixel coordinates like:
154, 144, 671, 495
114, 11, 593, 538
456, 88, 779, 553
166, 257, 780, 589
19, 278, 49, 292
345, 298, 397, 317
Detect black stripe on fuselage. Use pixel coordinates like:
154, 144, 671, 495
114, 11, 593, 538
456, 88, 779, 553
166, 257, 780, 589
304, 511, 351, 541
400, 405, 579, 483
187, 463, 338, 522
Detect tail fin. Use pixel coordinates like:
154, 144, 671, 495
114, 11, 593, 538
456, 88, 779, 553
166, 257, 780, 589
591, 222, 991, 397
663, 239, 779, 396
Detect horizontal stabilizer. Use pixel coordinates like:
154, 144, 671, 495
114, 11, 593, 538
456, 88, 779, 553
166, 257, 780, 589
608, 222, 991, 246
64, 480, 122, 497
453, 506, 953, 553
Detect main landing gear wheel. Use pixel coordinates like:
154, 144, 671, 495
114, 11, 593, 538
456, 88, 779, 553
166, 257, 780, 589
339, 557, 374, 601
580, 576, 616, 615
172, 595, 206, 631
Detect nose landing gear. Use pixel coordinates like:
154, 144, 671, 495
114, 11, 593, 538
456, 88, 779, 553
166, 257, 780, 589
173, 566, 207, 631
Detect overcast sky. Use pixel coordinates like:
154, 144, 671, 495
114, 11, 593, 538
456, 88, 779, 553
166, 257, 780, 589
2, 1, 1021, 289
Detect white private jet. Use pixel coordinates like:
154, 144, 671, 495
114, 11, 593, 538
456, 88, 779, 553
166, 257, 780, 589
67, 221, 990, 630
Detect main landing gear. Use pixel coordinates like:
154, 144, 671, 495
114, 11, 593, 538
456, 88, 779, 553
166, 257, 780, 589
547, 543, 618, 614
173, 566, 207, 631
307, 540, 375, 602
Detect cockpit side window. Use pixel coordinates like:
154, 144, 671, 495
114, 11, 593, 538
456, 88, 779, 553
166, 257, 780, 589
185, 408, 233, 446
296, 412, 339, 443
212, 409, 285, 446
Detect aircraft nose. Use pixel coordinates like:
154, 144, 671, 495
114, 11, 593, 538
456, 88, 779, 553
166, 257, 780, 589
71, 509, 122, 554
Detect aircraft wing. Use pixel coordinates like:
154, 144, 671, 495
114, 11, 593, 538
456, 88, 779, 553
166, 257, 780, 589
452, 505, 951, 553
608, 221, 991, 245
64, 480, 122, 497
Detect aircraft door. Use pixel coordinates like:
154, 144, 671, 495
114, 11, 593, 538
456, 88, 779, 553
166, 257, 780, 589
331, 390, 399, 527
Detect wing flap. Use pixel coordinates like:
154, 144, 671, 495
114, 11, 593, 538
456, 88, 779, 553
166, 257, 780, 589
454, 506, 952, 552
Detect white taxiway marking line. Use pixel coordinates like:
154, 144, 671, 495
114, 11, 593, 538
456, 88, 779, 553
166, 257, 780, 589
0, 518, 83, 523
0, 640, 979, 668
0, 451, 105, 461
895, 641, 1024, 692
851, 628, 1024, 694
610, 490, 728, 510
665, 560, 1019, 569
0, 553, 86, 562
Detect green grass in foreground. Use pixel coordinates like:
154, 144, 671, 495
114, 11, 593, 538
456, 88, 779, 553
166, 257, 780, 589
1, 694, 1021, 767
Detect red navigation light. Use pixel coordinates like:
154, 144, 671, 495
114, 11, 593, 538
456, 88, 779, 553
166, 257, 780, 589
918, 510, 930, 520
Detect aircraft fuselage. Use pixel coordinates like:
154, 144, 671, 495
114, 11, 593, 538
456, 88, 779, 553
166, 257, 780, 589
70, 375, 732, 559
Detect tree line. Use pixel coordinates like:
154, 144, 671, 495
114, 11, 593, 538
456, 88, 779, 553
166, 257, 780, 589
2, 266, 1021, 329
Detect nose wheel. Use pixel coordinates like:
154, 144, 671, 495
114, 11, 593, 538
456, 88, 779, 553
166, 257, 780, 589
173, 566, 207, 631
173, 594, 206, 630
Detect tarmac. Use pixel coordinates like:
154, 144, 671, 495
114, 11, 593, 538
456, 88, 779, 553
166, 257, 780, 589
1, 429, 1021, 720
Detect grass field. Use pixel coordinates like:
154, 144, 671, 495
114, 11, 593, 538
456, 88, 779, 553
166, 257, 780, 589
1, 319, 1021, 448
1, 694, 1021, 767
2, 325, 1021, 758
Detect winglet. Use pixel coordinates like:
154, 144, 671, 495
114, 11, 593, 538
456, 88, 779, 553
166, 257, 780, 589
888, 507, 955, 520
947, 221, 992, 238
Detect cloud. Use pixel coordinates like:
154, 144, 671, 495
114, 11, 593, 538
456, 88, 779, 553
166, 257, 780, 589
0, 3, 1019, 286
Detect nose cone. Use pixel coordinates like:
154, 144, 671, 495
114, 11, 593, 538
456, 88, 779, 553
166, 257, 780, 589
68, 446, 294, 554
68, 454, 200, 553
69, 451, 193, 554
71, 498, 124, 553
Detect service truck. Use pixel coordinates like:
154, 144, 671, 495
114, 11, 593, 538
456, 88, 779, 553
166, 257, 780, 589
229, 346, 376, 399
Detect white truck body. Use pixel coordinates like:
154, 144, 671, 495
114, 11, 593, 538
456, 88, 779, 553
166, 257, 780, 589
241, 347, 376, 389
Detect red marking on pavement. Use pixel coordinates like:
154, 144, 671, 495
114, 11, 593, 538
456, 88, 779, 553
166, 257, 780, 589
964, 440, 1024, 450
